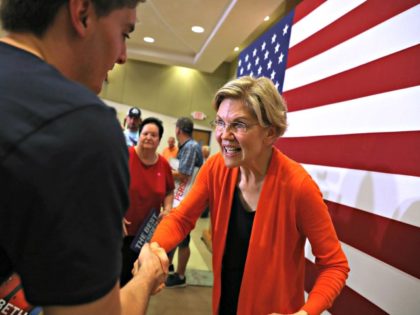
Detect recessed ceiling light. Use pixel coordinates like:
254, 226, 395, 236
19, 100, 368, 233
264, 16, 270, 21
234, 47, 239, 52
144, 37, 155, 43
191, 26, 205, 33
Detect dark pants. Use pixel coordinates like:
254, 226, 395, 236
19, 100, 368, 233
120, 236, 138, 287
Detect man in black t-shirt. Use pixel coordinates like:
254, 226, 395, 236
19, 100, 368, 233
0, 1, 168, 315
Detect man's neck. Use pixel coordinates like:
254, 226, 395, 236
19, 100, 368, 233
177, 134, 191, 146
0, 34, 45, 60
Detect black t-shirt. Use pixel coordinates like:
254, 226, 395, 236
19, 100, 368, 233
220, 188, 255, 315
0, 42, 129, 305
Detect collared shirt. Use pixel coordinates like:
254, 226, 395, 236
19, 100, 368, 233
177, 138, 203, 176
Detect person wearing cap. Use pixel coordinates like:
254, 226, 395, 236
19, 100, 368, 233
165, 117, 203, 288
124, 106, 142, 146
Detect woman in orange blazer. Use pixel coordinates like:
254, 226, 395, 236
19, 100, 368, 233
152, 76, 349, 315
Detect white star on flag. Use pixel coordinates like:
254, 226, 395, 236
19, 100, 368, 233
270, 70, 276, 80
283, 24, 288, 35
271, 34, 277, 43
261, 41, 266, 51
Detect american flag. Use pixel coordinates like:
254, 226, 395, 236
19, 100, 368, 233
237, 0, 420, 314
237, 9, 293, 92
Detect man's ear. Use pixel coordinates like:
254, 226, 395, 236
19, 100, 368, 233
68, 0, 92, 36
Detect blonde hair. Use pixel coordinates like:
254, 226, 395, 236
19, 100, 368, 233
212, 76, 288, 137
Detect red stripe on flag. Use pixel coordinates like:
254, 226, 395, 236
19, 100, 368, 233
276, 131, 420, 177
326, 201, 420, 279
287, 0, 419, 68
305, 260, 387, 315
292, 0, 326, 24
283, 45, 420, 111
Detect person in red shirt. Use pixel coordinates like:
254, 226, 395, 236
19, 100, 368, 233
152, 76, 349, 315
121, 117, 175, 286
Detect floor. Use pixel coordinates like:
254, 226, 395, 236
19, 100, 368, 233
147, 217, 213, 315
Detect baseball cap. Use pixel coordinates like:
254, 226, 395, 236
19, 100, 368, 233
127, 107, 141, 118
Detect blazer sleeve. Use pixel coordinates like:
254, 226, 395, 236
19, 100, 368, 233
151, 160, 210, 252
297, 176, 350, 315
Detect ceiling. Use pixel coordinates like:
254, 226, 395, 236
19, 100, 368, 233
130, 0, 292, 72
0, 0, 297, 73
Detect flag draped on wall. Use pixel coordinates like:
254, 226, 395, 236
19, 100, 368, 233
237, 0, 420, 314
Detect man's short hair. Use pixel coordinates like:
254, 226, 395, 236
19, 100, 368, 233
176, 117, 194, 136
127, 107, 141, 119
0, 0, 145, 37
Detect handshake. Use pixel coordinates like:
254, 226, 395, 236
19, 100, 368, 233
130, 242, 169, 295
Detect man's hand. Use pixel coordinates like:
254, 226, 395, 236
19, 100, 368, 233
132, 242, 169, 295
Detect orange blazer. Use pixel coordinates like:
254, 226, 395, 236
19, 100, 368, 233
152, 148, 349, 315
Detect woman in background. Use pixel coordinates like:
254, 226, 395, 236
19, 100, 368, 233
152, 76, 349, 315
121, 117, 174, 286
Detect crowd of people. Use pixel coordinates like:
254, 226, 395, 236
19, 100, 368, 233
0, 1, 349, 315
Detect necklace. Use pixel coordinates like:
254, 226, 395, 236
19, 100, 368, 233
135, 146, 158, 166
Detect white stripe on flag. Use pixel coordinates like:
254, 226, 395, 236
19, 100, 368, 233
284, 86, 420, 137
301, 163, 420, 228
289, 0, 366, 48
284, 5, 420, 91
305, 242, 420, 315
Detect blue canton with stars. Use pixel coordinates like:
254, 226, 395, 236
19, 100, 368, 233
237, 10, 294, 93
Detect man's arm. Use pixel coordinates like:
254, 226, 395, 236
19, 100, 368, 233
160, 191, 174, 219
163, 191, 174, 212
43, 243, 168, 315
172, 169, 189, 182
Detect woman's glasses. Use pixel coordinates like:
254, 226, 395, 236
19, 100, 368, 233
210, 119, 258, 134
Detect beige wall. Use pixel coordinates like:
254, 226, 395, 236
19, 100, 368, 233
98, 54, 238, 158
99, 59, 232, 127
